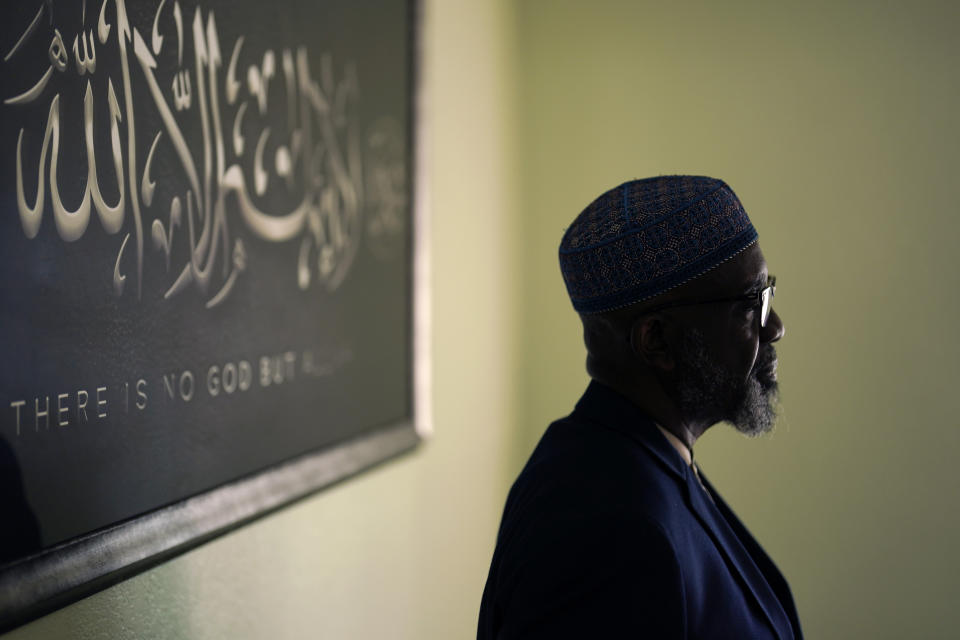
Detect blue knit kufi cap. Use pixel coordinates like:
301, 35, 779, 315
559, 175, 758, 314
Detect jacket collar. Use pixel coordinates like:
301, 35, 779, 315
572, 380, 689, 478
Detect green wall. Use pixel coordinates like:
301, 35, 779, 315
514, 1, 960, 638
7, 1, 960, 638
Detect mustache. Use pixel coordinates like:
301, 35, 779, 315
753, 345, 779, 390
756, 345, 777, 370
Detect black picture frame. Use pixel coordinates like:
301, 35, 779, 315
0, 0, 428, 631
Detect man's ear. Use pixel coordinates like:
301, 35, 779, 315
630, 315, 677, 372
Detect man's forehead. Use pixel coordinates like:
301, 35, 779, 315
671, 244, 768, 299
699, 245, 767, 290
602, 244, 769, 320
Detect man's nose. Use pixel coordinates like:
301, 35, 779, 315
761, 308, 785, 343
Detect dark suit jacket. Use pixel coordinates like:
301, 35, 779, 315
478, 381, 802, 639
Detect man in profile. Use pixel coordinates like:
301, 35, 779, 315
478, 176, 803, 639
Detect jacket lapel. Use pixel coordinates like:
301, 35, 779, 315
683, 466, 794, 640
699, 472, 804, 639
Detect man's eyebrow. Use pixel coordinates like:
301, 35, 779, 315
743, 272, 768, 292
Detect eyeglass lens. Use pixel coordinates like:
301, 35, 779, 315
759, 282, 775, 328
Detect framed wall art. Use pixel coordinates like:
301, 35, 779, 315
0, 0, 427, 630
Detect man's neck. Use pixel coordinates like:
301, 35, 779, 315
594, 374, 711, 452
656, 424, 693, 466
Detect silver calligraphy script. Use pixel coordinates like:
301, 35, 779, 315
5, 0, 406, 307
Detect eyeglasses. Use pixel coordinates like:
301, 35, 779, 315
644, 276, 777, 328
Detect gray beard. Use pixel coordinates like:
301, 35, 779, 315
673, 327, 780, 437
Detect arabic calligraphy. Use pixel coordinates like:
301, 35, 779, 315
3, 0, 402, 308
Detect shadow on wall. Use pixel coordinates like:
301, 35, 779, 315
0, 437, 41, 564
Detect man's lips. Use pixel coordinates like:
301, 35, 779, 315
753, 348, 778, 384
